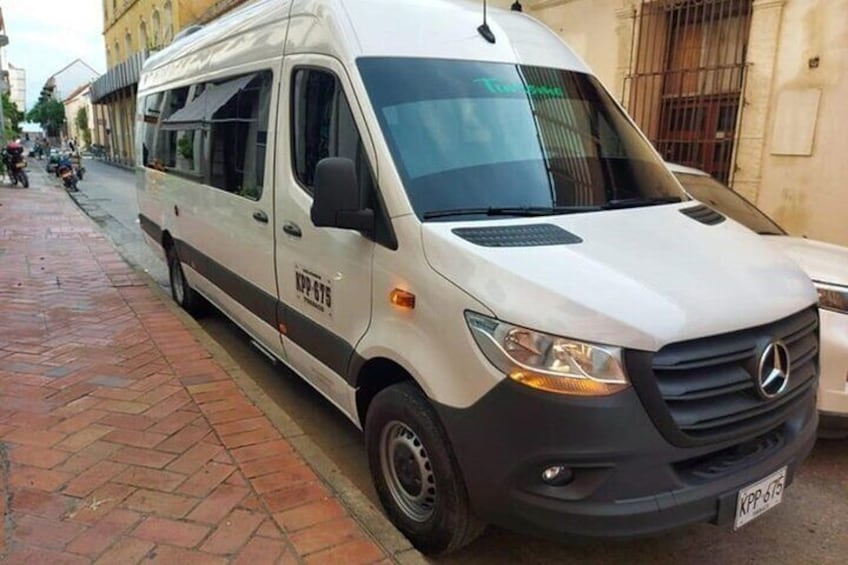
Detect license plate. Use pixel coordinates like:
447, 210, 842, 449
734, 466, 786, 529
16, 162, 25, 168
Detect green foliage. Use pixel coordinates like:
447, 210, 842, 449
26, 98, 66, 137
75, 107, 92, 149
177, 134, 194, 160
2, 94, 24, 140
75, 107, 89, 133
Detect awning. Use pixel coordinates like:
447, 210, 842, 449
162, 74, 254, 130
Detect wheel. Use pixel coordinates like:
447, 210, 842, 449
21, 171, 29, 188
10, 173, 17, 186
77, 169, 84, 180
166, 245, 205, 317
365, 382, 485, 555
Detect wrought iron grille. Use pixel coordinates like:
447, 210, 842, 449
625, 0, 753, 183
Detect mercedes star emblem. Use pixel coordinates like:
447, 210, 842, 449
756, 341, 791, 399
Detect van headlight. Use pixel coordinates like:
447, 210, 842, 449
816, 282, 848, 314
465, 312, 629, 396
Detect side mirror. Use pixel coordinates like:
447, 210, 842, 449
311, 157, 374, 233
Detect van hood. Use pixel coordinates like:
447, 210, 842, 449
422, 204, 817, 352
761, 236, 848, 287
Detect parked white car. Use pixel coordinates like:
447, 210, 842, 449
669, 163, 848, 436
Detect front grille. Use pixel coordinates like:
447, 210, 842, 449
627, 307, 819, 447
675, 428, 785, 481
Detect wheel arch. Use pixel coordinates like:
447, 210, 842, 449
354, 356, 426, 427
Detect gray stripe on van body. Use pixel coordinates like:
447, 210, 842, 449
139, 214, 163, 243
138, 213, 360, 387
174, 238, 279, 329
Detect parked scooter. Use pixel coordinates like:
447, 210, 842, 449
57, 155, 78, 191
3, 141, 29, 188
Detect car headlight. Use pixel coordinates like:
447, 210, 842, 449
816, 282, 848, 314
465, 312, 629, 396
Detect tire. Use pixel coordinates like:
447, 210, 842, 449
21, 171, 29, 188
166, 245, 205, 317
365, 382, 486, 555
77, 169, 84, 180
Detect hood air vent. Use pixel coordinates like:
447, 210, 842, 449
452, 224, 582, 247
680, 204, 725, 225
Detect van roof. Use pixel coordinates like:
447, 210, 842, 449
140, 0, 589, 93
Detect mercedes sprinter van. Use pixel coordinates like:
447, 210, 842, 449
136, 0, 820, 554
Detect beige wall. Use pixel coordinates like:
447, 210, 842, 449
64, 88, 93, 147
753, 0, 848, 246
511, 0, 847, 247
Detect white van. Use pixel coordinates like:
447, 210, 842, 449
136, 0, 821, 554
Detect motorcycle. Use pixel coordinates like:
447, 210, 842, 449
57, 160, 78, 191
9, 158, 29, 188
3, 142, 29, 188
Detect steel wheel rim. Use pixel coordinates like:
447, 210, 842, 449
380, 420, 436, 523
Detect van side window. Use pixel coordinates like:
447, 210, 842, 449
206, 71, 273, 200
149, 86, 203, 177
140, 92, 164, 168
292, 69, 373, 195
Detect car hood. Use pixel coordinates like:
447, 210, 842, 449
421, 205, 817, 352
761, 236, 848, 286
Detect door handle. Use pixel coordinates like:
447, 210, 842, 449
252, 210, 269, 224
282, 222, 302, 238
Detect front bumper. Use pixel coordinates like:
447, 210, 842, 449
434, 379, 817, 540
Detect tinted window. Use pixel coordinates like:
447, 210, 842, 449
674, 172, 785, 235
140, 71, 273, 200
140, 92, 164, 168
357, 58, 687, 220
152, 86, 192, 173
291, 68, 373, 196
207, 72, 273, 200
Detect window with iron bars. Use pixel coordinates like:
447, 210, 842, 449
625, 0, 753, 183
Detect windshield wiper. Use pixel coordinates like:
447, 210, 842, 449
602, 196, 682, 210
422, 206, 601, 220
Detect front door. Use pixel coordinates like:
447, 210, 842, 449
274, 55, 376, 416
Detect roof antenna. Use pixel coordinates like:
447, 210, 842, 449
511, 1, 523, 11
478, 0, 496, 44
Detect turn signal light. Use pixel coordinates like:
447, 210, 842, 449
509, 370, 627, 396
389, 288, 415, 310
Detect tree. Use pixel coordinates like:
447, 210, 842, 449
27, 98, 66, 138
2, 93, 24, 140
75, 107, 92, 148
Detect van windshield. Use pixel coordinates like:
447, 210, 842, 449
357, 58, 687, 220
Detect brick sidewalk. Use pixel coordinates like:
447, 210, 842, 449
0, 183, 390, 563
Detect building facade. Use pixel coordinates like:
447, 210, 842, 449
0, 6, 9, 140
8, 63, 25, 112
39, 60, 100, 103
494, 0, 847, 247
64, 84, 96, 149
93, 0, 251, 166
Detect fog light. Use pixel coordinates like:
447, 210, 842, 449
541, 465, 574, 486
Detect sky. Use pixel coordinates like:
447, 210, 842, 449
2, 0, 107, 112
